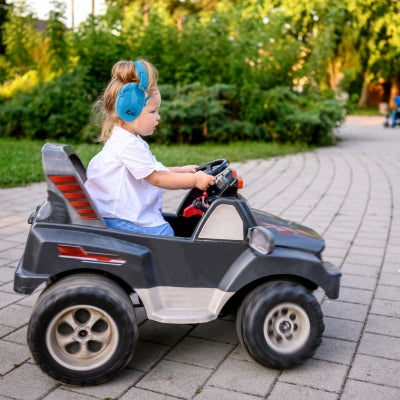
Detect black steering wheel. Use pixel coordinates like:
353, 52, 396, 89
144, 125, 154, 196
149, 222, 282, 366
195, 159, 228, 176
180, 159, 230, 216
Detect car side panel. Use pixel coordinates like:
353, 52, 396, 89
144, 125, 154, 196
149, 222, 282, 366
219, 247, 341, 299
14, 222, 247, 294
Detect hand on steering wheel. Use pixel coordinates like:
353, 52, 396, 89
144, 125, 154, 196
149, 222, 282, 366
195, 159, 228, 177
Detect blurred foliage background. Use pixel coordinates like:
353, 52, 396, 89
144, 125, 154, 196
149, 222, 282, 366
0, 0, 398, 145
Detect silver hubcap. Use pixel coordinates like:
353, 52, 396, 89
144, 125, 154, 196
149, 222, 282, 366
263, 302, 310, 354
46, 305, 119, 371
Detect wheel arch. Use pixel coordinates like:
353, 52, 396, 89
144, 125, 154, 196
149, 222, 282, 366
40, 268, 134, 298
219, 274, 318, 317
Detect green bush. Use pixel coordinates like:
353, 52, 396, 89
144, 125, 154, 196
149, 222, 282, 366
0, 79, 342, 145
154, 84, 342, 145
0, 66, 97, 140
262, 87, 343, 144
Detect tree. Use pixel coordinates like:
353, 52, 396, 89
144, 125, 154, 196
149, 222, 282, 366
45, 1, 70, 73
0, 0, 10, 55
2, 0, 41, 77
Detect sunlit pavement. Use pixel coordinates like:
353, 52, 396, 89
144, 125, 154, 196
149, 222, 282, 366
0, 115, 399, 399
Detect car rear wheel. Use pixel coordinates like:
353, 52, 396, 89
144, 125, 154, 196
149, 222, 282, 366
236, 281, 324, 369
28, 274, 138, 385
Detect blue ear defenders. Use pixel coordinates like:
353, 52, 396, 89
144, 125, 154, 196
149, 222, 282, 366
115, 61, 151, 122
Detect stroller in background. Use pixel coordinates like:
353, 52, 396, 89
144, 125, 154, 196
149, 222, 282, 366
384, 95, 400, 127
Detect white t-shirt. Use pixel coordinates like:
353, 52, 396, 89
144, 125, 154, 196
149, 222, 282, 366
85, 126, 169, 227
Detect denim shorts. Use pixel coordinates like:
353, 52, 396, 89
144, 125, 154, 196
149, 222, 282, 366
104, 218, 174, 236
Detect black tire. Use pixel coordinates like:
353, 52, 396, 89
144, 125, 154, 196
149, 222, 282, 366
236, 281, 324, 369
27, 273, 138, 385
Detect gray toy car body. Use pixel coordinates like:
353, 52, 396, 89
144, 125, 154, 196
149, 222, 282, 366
14, 143, 341, 385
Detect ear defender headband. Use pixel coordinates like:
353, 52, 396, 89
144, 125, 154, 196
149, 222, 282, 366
115, 61, 152, 122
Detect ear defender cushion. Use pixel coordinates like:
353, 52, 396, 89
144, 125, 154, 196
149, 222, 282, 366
115, 61, 149, 122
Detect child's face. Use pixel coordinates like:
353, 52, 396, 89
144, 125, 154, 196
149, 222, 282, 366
127, 91, 161, 136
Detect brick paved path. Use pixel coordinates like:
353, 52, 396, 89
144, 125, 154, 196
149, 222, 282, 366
0, 116, 399, 399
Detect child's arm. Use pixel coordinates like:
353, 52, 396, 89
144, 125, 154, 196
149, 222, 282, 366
145, 170, 215, 191
168, 165, 198, 173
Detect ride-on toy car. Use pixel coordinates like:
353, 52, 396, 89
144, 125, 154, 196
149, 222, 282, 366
14, 143, 341, 386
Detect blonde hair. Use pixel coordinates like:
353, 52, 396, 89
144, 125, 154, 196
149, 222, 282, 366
96, 59, 158, 142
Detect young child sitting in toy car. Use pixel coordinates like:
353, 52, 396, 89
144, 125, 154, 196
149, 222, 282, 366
85, 60, 215, 236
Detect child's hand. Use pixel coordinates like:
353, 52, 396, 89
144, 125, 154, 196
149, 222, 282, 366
194, 171, 216, 191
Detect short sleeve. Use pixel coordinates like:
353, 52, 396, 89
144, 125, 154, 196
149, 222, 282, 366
118, 136, 168, 179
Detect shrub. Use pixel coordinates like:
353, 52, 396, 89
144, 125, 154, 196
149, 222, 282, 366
262, 87, 343, 144
0, 66, 96, 140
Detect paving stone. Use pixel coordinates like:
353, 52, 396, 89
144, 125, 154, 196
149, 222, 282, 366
67, 367, 144, 399
137, 360, 212, 399
0, 304, 32, 328
0, 266, 16, 283
313, 337, 357, 365
358, 332, 400, 361
279, 358, 348, 393
127, 340, 170, 372
207, 358, 277, 397
3, 325, 27, 345
16, 290, 41, 308
370, 298, 400, 318
0, 240, 21, 253
0, 247, 24, 262
0, 324, 13, 338
166, 336, 234, 369
348, 245, 386, 257
138, 320, 192, 346
322, 300, 369, 322
340, 274, 377, 291
344, 253, 383, 267
229, 344, 256, 363
0, 290, 23, 308
323, 317, 364, 342
40, 388, 98, 400
375, 284, 400, 301
336, 287, 373, 305
268, 382, 338, 400
120, 387, 180, 400
382, 261, 400, 274
385, 253, 400, 264
341, 379, 400, 400
379, 272, 400, 287
189, 319, 239, 345
352, 237, 387, 248
195, 386, 262, 400
364, 314, 400, 337
0, 340, 30, 374
0, 363, 57, 400
349, 354, 400, 388
340, 263, 379, 278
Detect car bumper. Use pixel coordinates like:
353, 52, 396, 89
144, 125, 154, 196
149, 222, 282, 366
13, 259, 50, 294
321, 261, 341, 299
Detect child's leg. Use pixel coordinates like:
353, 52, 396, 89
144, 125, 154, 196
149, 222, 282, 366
103, 218, 174, 236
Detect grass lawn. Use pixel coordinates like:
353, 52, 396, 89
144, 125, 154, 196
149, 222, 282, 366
0, 138, 312, 188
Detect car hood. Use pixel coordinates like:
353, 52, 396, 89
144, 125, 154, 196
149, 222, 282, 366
252, 209, 325, 255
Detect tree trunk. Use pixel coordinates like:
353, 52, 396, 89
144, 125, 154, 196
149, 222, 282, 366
389, 80, 399, 110
357, 80, 368, 107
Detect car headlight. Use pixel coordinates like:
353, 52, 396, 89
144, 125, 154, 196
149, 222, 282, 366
247, 226, 274, 255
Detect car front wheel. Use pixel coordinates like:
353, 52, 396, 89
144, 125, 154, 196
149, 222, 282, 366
27, 273, 138, 385
236, 281, 324, 369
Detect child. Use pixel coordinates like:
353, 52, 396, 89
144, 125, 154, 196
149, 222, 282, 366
85, 59, 216, 236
